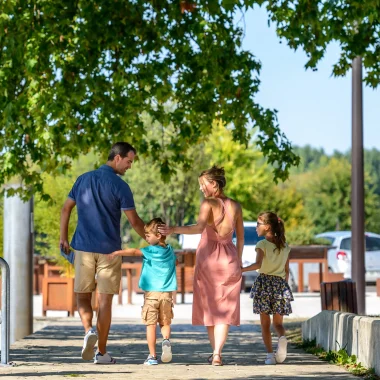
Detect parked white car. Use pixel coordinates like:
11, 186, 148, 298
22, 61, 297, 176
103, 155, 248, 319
316, 231, 380, 282
289, 231, 380, 291
179, 221, 297, 291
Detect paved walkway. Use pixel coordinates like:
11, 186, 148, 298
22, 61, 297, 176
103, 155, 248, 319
1, 318, 358, 379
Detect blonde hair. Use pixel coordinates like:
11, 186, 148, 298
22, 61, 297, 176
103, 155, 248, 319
258, 211, 286, 252
144, 218, 166, 243
199, 165, 226, 194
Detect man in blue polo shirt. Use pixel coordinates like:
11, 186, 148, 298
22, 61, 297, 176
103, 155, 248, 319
60, 142, 145, 364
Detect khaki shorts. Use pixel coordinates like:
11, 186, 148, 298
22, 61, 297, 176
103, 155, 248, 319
74, 250, 122, 294
141, 292, 174, 326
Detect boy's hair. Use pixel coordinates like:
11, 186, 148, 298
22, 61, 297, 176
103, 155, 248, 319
258, 211, 286, 252
144, 218, 167, 243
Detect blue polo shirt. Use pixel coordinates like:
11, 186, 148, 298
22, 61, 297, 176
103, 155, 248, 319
139, 244, 177, 292
68, 165, 135, 254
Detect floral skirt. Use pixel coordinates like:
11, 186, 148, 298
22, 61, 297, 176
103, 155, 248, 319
250, 273, 294, 315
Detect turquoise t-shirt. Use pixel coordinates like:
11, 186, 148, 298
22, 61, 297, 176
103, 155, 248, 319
138, 244, 177, 292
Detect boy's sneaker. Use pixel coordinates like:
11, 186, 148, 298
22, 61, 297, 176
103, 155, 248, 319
161, 339, 172, 363
264, 353, 276, 365
94, 352, 116, 364
144, 355, 158, 365
275, 336, 288, 363
81, 329, 98, 360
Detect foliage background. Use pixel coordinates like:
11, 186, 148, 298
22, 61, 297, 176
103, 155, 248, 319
2, 128, 380, 260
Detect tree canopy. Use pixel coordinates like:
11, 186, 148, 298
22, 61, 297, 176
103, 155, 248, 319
0, 0, 299, 197
262, 0, 380, 87
2, 0, 379, 197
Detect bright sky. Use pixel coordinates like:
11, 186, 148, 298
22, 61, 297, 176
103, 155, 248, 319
241, 6, 380, 154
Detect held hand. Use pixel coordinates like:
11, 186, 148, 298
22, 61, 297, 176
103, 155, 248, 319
157, 225, 175, 236
107, 251, 121, 261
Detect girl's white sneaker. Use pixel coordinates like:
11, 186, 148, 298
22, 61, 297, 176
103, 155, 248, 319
275, 336, 288, 363
264, 353, 276, 365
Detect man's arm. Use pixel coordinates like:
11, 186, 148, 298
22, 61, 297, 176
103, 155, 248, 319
60, 198, 76, 253
123, 209, 145, 239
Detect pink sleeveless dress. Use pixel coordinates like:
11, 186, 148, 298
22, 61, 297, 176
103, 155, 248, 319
192, 198, 242, 326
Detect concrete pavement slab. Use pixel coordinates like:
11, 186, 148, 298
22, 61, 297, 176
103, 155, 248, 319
0, 319, 358, 379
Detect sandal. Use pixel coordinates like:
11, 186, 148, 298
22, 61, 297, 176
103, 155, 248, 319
212, 353, 223, 366
207, 354, 213, 364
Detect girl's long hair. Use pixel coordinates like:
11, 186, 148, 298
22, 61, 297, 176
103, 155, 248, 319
258, 211, 286, 252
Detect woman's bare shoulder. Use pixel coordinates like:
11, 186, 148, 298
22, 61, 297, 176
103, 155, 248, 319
227, 198, 242, 210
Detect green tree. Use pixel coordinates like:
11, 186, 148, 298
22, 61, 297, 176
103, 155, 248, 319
263, 0, 380, 87
291, 145, 328, 174
204, 122, 274, 219
0, 1, 299, 197
345, 148, 380, 196
33, 173, 78, 269
296, 158, 380, 233
32, 152, 100, 267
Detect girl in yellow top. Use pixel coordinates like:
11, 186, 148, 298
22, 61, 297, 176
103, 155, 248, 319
242, 211, 293, 366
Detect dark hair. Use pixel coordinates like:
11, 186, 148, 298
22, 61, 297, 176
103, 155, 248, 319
258, 211, 286, 252
199, 165, 226, 193
108, 142, 136, 161
144, 217, 167, 243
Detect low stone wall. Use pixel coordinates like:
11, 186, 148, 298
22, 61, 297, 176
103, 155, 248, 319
302, 310, 380, 375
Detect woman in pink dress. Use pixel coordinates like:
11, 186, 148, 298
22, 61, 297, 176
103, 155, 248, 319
159, 165, 244, 366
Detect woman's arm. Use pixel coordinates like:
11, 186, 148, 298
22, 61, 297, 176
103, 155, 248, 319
158, 200, 212, 235
235, 204, 244, 266
241, 248, 264, 272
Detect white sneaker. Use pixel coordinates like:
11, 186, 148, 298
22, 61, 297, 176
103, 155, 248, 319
81, 329, 98, 360
265, 353, 276, 365
275, 336, 288, 363
161, 339, 172, 363
94, 352, 116, 364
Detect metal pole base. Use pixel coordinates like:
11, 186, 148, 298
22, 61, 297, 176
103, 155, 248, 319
0, 361, 16, 367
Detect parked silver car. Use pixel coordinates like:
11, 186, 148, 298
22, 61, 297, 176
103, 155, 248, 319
316, 231, 380, 282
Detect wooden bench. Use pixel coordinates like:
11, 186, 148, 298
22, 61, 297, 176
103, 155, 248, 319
321, 280, 358, 314
289, 245, 331, 292
308, 272, 345, 292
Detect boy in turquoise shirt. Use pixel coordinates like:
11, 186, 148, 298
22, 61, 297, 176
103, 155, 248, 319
108, 218, 176, 365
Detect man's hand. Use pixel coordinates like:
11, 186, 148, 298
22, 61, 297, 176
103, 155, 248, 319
60, 198, 76, 254
60, 240, 71, 254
